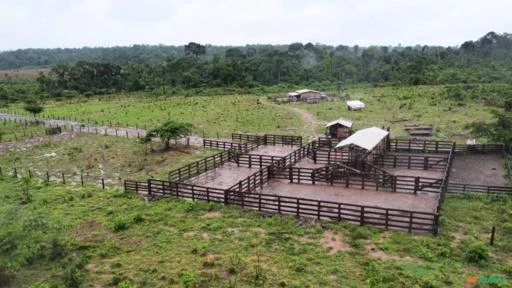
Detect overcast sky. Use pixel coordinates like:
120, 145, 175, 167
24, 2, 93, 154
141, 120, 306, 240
1, 0, 511, 51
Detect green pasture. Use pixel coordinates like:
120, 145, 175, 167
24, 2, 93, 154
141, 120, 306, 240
0, 176, 511, 287
0, 134, 216, 181
0, 121, 49, 143
286, 85, 495, 140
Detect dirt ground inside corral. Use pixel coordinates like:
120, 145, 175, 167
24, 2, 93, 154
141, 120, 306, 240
260, 180, 438, 213
450, 154, 507, 186
383, 168, 444, 179
184, 162, 259, 189
293, 158, 327, 169
249, 145, 299, 157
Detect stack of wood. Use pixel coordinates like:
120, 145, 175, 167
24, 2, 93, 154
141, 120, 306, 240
404, 124, 433, 137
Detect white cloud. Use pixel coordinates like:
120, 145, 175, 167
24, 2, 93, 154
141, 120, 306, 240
0, 0, 510, 50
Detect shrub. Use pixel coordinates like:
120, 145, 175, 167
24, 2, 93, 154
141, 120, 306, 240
112, 218, 130, 232
179, 270, 197, 288
464, 242, 490, 263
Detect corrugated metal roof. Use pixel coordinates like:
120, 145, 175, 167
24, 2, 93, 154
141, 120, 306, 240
326, 118, 353, 128
296, 89, 320, 94
288, 92, 300, 96
346, 100, 365, 109
335, 127, 388, 151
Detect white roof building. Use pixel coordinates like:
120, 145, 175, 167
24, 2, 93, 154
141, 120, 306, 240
326, 118, 353, 128
346, 100, 365, 110
335, 127, 388, 151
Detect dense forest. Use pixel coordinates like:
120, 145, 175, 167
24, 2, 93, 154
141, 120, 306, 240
0, 31, 511, 102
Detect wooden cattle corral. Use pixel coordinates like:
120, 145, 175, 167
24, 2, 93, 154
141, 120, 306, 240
129, 134, 448, 234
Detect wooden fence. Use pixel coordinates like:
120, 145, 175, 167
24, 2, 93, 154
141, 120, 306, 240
168, 151, 231, 182
124, 179, 438, 233
388, 139, 454, 154
446, 183, 512, 196
454, 143, 505, 154
232, 133, 302, 147
374, 154, 448, 171
203, 139, 258, 153
0, 166, 115, 190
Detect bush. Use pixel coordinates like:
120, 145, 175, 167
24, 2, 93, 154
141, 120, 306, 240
112, 218, 130, 232
179, 270, 197, 288
464, 242, 490, 263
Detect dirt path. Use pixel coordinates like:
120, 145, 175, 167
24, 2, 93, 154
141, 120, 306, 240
259, 99, 323, 141
0, 113, 204, 147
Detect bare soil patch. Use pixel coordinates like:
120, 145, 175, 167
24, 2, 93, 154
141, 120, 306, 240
366, 244, 415, 262
201, 211, 223, 218
184, 162, 259, 189
319, 231, 352, 254
450, 154, 506, 186
293, 158, 326, 169
249, 145, 298, 157
261, 180, 437, 212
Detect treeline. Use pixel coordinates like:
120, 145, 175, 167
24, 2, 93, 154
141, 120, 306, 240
1, 32, 512, 101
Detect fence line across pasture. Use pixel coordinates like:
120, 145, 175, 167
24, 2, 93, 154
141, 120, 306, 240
0, 166, 123, 190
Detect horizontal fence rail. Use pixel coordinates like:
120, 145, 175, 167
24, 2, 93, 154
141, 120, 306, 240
203, 139, 258, 153
232, 133, 302, 147
453, 143, 505, 154
446, 183, 512, 196
375, 154, 448, 171
389, 139, 454, 154
124, 179, 437, 233
168, 151, 231, 182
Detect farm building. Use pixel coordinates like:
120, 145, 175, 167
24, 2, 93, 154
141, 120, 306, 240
288, 89, 323, 103
335, 127, 389, 170
325, 118, 353, 139
346, 100, 365, 111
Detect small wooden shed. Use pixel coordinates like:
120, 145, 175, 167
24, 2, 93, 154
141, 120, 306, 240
325, 118, 353, 139
288, 89, 322, 103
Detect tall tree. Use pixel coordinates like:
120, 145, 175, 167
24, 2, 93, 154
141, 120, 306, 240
142, 121, 193, 149
184, 42, 206, 58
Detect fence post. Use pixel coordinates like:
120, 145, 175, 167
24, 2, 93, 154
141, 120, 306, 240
385, 209, 389, 229
414, 177, 420, 194
147, 179, 152, 196
102, 178, 105, 190
61, 173, 65, 184
258, 193, 262, 211
296, 198, 300, 217
408, 212, 413, 233
337, 203, 341, 222
14, 168, 17, 178
433, 214, 439, 236
424, 156, 429, 170
277, 196, 281, 213
360, 207, 364, 226
81, 174, 84, 187
361, 173, 365, 189
224, 190, 228, 205
46, 171, 50, 182
490, 226, 496, 245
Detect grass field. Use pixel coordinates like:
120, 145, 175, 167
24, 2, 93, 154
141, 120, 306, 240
1, 84, 497, 141
0, 134, 216, 181
0, 121, 49, 142
2, 94, 304, 139
285, 85, 495, 140
0, 176, 511, 287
